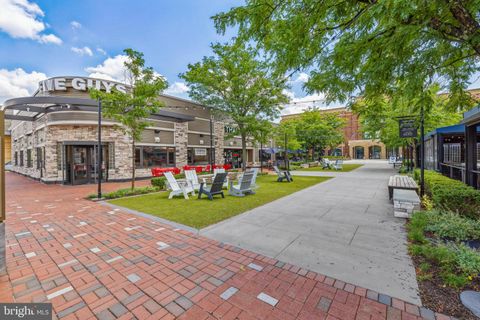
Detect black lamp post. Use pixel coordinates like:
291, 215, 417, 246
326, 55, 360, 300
97, 98, 102, 199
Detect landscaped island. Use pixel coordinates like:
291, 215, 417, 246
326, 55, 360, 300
109, 175, 330, 229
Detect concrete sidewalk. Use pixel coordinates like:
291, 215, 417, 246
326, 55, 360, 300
201, 161, 421, 304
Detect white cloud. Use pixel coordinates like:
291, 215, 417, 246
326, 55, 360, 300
86, 54, 128, 82
86, 54, 166, 84
164, 82, 189, 95
281, 92, 328, 115
0, 68, 47, 103
0, 0, 62, 44
70, 20, 81, 29
291, 72, 310, 84
71, 46, 93, 56
96, 47, 107, 55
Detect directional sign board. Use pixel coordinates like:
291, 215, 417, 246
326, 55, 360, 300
399, 119, 417, 138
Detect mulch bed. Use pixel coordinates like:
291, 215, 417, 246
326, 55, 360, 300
412, 254, 480, 319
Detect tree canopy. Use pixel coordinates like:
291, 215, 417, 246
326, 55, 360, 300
280, 108, 345, 159
90, 48, 168, 189
214, 0, 480, 109
352, 85, 465, 148
180, 42, 289, 169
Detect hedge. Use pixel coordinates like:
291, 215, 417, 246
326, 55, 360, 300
88, 186, 160, 200
414, 169, 480, 219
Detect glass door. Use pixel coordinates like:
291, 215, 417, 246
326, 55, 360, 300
72, 146, 89, 184
89, 145, 108, 183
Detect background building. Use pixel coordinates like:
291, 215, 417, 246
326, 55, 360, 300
281, 106, 387, 159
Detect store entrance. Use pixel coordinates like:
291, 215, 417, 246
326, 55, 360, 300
65, 145, 107, 185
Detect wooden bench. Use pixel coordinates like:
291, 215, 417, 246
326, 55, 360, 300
388, 175, 418, 199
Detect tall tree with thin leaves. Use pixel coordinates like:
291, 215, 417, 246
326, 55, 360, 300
90, 49, 168, 190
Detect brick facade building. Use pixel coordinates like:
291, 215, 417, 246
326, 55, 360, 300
282, 106, 387, 159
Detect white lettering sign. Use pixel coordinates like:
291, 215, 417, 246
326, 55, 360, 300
39, 77, 127, 94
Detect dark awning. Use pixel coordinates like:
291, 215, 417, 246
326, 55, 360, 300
2, 96, 195, 122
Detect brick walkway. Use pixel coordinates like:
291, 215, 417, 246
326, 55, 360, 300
0, 173, 451, 320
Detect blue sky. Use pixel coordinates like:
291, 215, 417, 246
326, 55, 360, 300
0, 0, 478, 115
0, 0, 319, 115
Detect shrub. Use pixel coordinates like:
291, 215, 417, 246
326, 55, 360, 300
88, 186, 160, 200
414, 169, 480, 219
408, 211, 480, 288
424, 211, 480, 241
454, 243, 480, 275
151, 177, 167, 189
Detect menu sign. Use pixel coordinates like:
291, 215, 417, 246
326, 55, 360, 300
399, 119, 417, 138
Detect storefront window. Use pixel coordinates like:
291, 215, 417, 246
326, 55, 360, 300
26, 149, 32, 168
187, 147, 210, 165
135, 146, 175, 168
36, 147, 43, 170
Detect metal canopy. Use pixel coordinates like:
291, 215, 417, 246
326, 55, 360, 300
2, 96, 195, 122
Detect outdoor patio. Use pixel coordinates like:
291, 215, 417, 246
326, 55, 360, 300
0, 171, 450, 319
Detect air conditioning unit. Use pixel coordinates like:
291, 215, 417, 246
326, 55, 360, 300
154, 137, 161, 143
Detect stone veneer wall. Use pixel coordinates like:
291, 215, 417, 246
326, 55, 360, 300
11, 122, 138, 182
214, 121, 225, 164
0, 222, 5, 273
175, 122, 188, 168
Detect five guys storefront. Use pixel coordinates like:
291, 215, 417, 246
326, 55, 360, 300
5, 76, 273, 185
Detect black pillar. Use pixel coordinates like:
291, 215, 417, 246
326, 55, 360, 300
465, 124, 477, 187
97, 99, 102, 199
420, 106, 425, 197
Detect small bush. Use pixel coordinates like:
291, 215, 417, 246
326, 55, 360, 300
408, 211, 480, 289
454, 244, 480, 275
421, 195, 434, 211
89, 186, 160, 200
424, 211, 480, 241
151, 177, 167, 189
414, 169, 480, 219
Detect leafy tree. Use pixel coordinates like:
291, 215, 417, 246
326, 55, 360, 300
90, 48, 168, 190
274, 120, 301, 151
180, 42, 289, 170
274, 120, 301, 168
288, 108, 345, 160
249, 119, 274, 171
213, 0, 480, 110
353, 84, 465, 158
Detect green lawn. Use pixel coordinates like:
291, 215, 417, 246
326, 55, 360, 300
109, 175, 330, 229
297, 163, 363, 172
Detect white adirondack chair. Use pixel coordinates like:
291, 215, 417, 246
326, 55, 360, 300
184, 170, 201, 191
229, 171, 255, 197
238, 168, 259, 189
164, 171, 195, 199
332, 159, 344, 171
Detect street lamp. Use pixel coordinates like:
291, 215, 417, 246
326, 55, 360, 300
97, 98, 102, 199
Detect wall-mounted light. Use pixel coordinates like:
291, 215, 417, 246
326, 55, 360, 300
154, 137, 161, 143
199, 139, 204, 145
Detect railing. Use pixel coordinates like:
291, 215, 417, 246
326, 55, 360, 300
440, 162, 465, 183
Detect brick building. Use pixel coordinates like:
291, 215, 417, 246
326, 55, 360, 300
281, 106, 387, 159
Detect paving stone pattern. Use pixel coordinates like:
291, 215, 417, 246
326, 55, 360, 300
0, 172, 453, 319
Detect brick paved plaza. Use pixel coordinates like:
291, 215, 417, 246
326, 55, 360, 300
0, 172, 451, 319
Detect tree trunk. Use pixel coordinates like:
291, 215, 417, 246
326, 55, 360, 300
241, 132, 247, 171
131, 140, 136, 190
